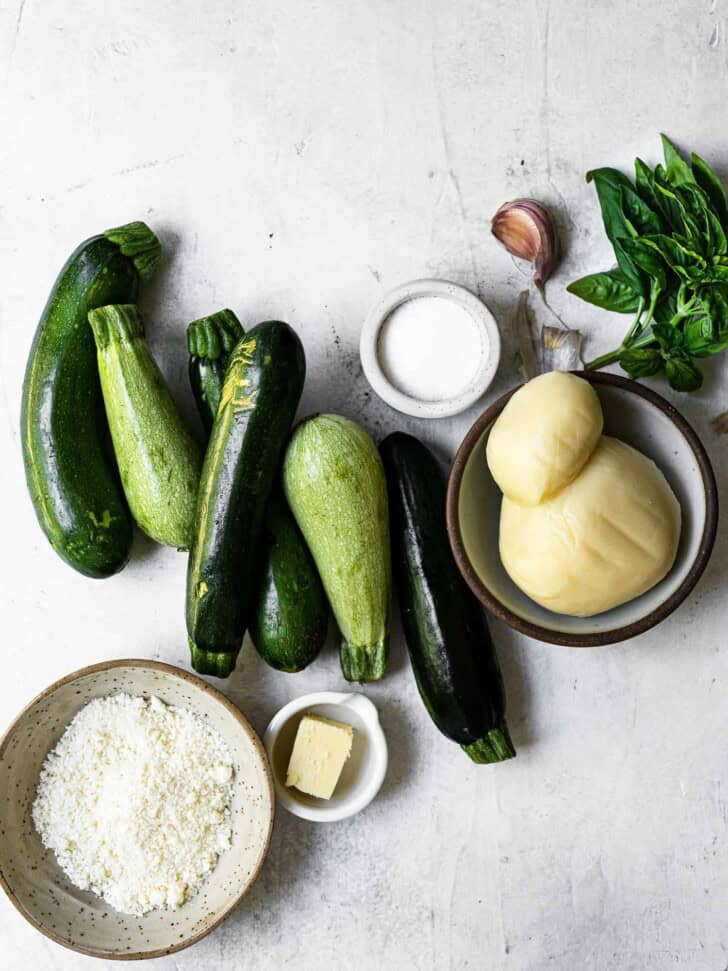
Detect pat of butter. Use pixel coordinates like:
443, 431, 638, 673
285, 714, 354, 800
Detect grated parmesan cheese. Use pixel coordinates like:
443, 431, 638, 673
32, 693, 235, 916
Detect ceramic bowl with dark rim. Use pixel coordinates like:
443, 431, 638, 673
446, 371, 718, 647
0, 660, 275, 961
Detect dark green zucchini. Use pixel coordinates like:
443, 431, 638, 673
186, 322, 306, 668
186, 309, 245, 674
187, 309, 243, 433
250, 490, 328, 671
21, 222, 161, 578
186, 312, 324, 676
380, 432, 515, 764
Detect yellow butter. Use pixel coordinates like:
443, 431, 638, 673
285, 715, 354, 800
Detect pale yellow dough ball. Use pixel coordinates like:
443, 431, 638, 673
486, 371, 603, 506
499, 436, 681, 617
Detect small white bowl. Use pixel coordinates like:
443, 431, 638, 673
360, 278, 501, 418
263, 692, 387, 822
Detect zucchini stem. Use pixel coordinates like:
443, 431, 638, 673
340, 637, 389, 682
104, 221, 161, 281
187, 309, 243, 359
88, 304, 145, 347
462, 724, 516, 764
189, 641, 240, 678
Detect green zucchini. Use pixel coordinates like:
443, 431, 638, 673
186, 312, 325, 675
21, 221, 160, 578
187, 309, 243, 433
187, 309, 245, 674
282, 414, 391, 682
250, 490, 328, 671
380, 432, 515, 764
186, 322, 306, 663
88, 305, 202, 549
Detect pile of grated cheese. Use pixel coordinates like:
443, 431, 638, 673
32, 693, 235, 916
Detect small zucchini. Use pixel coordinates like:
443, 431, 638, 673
187, 309, 243, 433
250, 490, 328, 672
380, 432, 515, 763
88, 305, 202, 548
186, 321, 306, 661
283, 414, 391, 682
21, 221, 160, 578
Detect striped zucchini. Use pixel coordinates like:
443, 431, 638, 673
282, 414, 391, 682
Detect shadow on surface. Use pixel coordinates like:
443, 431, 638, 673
492, 620, 535, 751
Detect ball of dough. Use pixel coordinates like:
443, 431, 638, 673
486, 371, 603, 506
499, 436, 681, 617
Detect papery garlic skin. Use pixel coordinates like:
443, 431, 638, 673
491, 199, 560, 291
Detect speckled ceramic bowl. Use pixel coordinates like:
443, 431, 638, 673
0, 660, 274, 960
446, 371, 718, 646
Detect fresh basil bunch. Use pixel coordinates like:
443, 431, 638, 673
568, 135, 728, 391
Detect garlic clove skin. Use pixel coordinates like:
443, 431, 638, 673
491, 199, 560, 291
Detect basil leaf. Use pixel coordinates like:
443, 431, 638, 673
621, 187, 663, 237
692, 152, 728, 227
705, 208, 727, 256
619, 238, 667, 292
586, 167, 634, 193
685, 284, 728, 354
567, 269, 642, 312
653, 287, 680, 325
652, 322, 682, 350
613, 238, 649, 298
669, 232, 707, 266
619, 345, 663, 378
687, 264, 728, 285
688, 339, 728, 358
683, 327, 728, 358
673, 184, 715, 253
640, 234, 689, 270
653, 169, 690, 232
635, 158, 662, 212
661, 134, 697, 187
588, 168, 663, 235
665, 352, 703, 391
587, 170, 639, 243
698, 285, 728, 336
683, 316, 722, 356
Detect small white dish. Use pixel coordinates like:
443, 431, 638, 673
264, 692, 387, 822
360, 278, 501, 418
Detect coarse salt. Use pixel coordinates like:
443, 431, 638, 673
377, 295, 484, 402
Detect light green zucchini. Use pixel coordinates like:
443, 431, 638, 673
282, 414, 391, 682
88, 304, 202, 548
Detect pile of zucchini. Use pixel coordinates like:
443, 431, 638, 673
21, 227, 515, 765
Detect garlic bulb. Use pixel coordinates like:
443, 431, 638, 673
491, 199, 560, 291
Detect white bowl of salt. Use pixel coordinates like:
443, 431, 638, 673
360, 278, 501, 419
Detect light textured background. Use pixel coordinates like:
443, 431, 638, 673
1, 1, 728, 969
